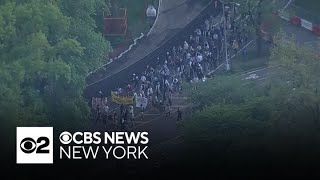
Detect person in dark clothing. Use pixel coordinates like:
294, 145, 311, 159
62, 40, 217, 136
124, 109, 128, 122
120, 109, 128, 131
108, 114, 113, 122
159, 100, 165, 113
168, 97, 172, 107
113, 111, 117, 124
177, 108, 182, 122
120, 104, 124, 115
96, 104, 101, 123
165, 104, 171, 117
140, 104, 145, 121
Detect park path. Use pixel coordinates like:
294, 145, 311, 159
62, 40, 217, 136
86, 0, 213, 86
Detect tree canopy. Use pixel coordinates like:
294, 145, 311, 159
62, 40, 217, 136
0, 0, 111, 131
183, 32, 320, 156
227, 0, 280, 55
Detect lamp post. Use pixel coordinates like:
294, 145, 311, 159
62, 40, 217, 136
221, 1, 240, 71
146, 5, 157, 17
146, 4, 157, 28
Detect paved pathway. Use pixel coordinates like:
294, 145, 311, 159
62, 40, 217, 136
86, 0, 213, 85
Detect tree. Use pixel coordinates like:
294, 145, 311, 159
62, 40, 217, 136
0, 0, 111, 133
268, 31, 320, 130
181, 31, 320, 164
229, 0, 280, 55
183, 76, 255, 110
183, 75, 271, 143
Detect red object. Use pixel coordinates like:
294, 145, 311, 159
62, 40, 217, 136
290, 16, 301, 26
312, 24, 320, 36
104, 8, 128, 35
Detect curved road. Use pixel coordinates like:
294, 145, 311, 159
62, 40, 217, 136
84, 0, 221, 99
86, 0, 212, 85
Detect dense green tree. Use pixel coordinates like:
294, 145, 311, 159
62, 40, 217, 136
268, 31, 320, 130
227, 0, 280, 55
183, 32, 320, 153
0, 0, 111, 132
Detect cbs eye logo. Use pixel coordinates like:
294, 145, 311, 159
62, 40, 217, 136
16, 127, 53, 164
59, 131, 72, 144
20, 137, 50, 154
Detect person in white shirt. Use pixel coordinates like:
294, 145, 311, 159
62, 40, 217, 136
104, 97, 108, 106
195, 29, 201, 44
141, 75, 146, 83
205, 19, 210, 31
204, 41, 210, 50
165, 79, 170, 87
213, 33, 218, 40
173, 78, 179, 91
186, 53, 191, 60
190, 46, 194, 52
197, 45, 202, 51
196, 52, 203, 63
147, 86, 153, 97
155, 82, 161, 98
184, 41, 189, 50
104, 105, 109, 114
141, 90, 145, 98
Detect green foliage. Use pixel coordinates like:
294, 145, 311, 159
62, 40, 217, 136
183, 32, 320, 151
184, 75, 270, 144
268, 31, 320, 128
185, 102, 270, 143
230, 0, 280, 55
0, 0, 111, 131
184, 76, 255, 110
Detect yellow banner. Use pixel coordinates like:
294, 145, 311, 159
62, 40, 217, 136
111, 92, 134, 105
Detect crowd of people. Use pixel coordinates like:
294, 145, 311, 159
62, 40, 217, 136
91, 4, 251, 130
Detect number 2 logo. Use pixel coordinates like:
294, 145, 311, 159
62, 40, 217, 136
20, 137, 50, 154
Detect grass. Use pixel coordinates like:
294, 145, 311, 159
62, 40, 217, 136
230, 52, 269, 74
215, 43, 270, 76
